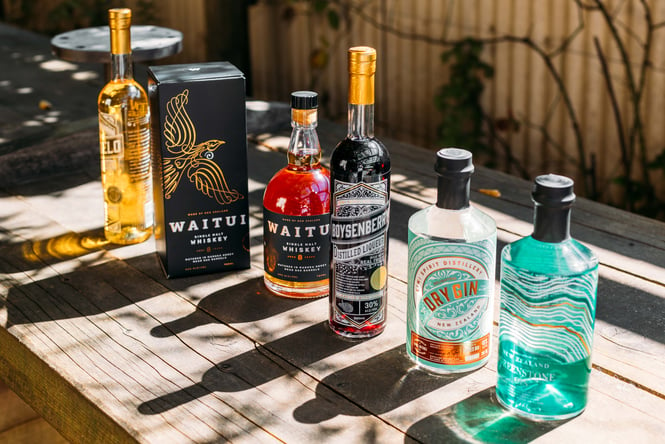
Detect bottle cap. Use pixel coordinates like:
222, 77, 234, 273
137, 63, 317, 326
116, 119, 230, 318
108, 8, 132, 55
435, 148, 474, 176
109, 8, 131, 30
291, 91, 318, 110
348, 46, 376, 75
532, 174, 575, 207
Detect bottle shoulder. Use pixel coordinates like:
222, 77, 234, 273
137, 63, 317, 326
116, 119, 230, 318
409, 205, 497, 242
99, 79, 149, 105
330, 137, 390, 166
502, 236, 598, 276
263, 165, 331, 216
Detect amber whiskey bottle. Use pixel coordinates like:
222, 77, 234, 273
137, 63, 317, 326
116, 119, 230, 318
263, 91, 331, 298
98, 8, 152, 244
329, 47, 391, 338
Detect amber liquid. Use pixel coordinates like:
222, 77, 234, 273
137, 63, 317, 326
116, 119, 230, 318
98, 78, 152, 244
263, 161, 330, 298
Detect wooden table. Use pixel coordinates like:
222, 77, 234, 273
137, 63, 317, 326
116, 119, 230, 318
1, 121, 664, 443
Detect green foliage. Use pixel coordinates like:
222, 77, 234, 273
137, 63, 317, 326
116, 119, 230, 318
435, 39, 494, 156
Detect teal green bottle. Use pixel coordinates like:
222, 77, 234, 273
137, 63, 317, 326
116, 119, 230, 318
496, 174, 598, 421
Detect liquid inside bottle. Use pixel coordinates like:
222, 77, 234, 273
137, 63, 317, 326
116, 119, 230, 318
496, 174, 598, 421
98, 8, 152, 245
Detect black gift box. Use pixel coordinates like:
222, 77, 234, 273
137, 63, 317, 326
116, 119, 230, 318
148, 62, 250, 278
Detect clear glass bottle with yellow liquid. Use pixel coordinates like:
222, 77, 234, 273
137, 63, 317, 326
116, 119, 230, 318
98, 8, 153, 244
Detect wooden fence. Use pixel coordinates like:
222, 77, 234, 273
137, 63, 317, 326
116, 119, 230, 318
249, 0, 665, 213
4, 0, 664, 212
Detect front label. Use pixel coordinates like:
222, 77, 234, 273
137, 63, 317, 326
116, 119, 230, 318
263, 209, 331, 283
407, 234, 495, 371
330, 179, 389, 328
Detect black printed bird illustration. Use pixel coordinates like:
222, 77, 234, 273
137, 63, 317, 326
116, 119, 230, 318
162, 89, 243, 205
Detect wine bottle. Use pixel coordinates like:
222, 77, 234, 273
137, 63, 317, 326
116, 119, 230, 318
98, 8, 153, 244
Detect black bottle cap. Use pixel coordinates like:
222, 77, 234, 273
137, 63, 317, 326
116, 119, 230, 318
291, 91, 318, 110
532, 174, 575, 207
435, 148, 473, 209
435, 148, 474, 176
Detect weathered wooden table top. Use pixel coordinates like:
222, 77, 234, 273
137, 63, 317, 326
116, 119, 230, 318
1, 121, 664, 443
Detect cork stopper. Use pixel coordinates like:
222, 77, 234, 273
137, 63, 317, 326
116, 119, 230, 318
108, 8, 132, 55
348, 46, 376, 105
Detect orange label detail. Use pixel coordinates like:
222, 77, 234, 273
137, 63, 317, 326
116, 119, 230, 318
410, 331, 490, 365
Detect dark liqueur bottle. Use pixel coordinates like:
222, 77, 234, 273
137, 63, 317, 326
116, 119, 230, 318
263, 91, 331, 298
329, 47, 391, 339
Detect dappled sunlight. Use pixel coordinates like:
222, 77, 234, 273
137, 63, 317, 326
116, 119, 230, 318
21, 228, 109, 264
39, 59, 78, 72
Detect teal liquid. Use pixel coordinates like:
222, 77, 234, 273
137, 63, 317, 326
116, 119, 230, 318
497, 235, 598, 421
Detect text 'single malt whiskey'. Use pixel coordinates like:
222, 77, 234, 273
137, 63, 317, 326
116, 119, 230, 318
148, 62, 250, 278
497, 175, 598, 420
98, 8, 153, 244
263, 91, 331, 298
329, 47, 391, 338
406, 149, 496, 373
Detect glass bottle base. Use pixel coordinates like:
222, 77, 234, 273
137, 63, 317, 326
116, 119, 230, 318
263, 275, 328, 299
105, 226, 152, 245
495, 393, 585, 422
328, 321, 385, 339
407, 353, 489, 375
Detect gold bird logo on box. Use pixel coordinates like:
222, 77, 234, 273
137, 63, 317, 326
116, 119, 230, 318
162, 89, 243, 205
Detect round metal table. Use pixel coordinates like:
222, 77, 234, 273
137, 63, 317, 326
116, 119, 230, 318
51, 25, 183, 79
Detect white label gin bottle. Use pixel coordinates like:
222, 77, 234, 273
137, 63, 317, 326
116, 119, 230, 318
496, 174, 598, 420
406, 148, 496, 373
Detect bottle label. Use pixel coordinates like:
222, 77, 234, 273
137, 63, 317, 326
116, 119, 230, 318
330, 178, 389, 328
499, 267, 597, 363
406, 235, 495, 371
263, 209, 331, 283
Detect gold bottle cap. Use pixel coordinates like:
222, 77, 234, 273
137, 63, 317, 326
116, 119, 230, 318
348, 46, 376, 105
108, 8, 132, 55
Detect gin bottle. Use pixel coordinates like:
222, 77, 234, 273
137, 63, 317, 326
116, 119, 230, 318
263, 91, 331, 298
496, 174, 598, 420
406, 148, 496, 373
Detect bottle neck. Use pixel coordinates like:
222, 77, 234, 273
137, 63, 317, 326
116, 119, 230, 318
436, 175, 470, 210
533, 205, 572, 243
111, 52, 133, 80
347, 104, 375, 139
288, 110, 321, 169
110, 26, 132, 80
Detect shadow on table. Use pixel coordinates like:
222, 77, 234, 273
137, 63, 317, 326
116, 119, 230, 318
293, 345, 461, 423
0, 227, 112, 273
2, 252, 165, 328
404, 387, 568, 444
138, 321, 362, 415
150, 276, 313, 337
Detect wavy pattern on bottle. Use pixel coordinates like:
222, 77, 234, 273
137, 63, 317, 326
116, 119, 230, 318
500, 266, 596, 362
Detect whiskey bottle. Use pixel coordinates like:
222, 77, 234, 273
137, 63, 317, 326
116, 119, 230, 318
406, 148, 496, 373
329, 47, 391, 338
98, 8, 152, 244
263, 91, 331, 298
496, 174, 598, 420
